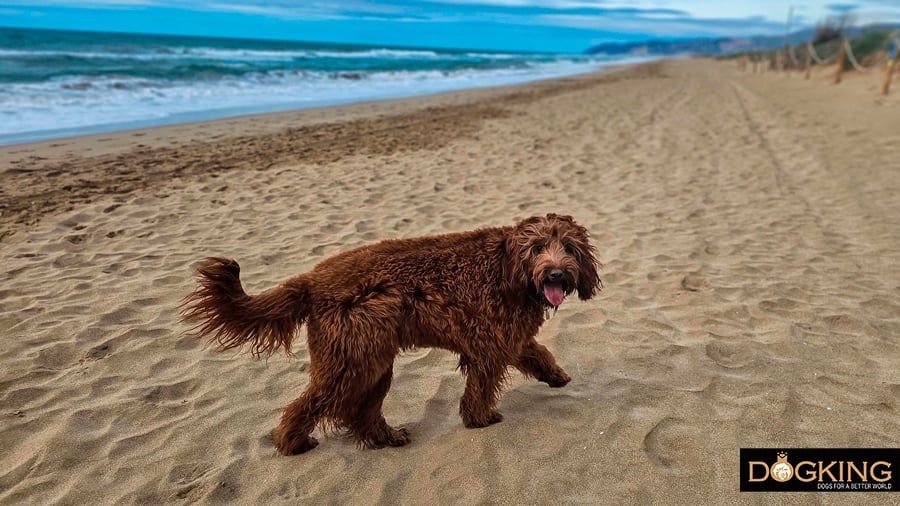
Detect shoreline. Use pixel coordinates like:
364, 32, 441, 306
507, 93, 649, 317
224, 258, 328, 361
0, 61, 643, 241
1, 53, 650, 148
1, 59, 644, 149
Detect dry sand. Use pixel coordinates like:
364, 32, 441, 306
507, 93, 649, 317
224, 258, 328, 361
1, 59, 898, 504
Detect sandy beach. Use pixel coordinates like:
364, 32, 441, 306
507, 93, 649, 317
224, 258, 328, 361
1, 58, 898, 504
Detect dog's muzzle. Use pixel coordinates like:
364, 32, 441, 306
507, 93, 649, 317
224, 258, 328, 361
541, 269, 570, 308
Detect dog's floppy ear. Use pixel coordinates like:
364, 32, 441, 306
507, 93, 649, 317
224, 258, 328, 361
569, 223, 602, 300
501, 216, 541, 294
575, 247, 601, 300
502, 234, 529, 294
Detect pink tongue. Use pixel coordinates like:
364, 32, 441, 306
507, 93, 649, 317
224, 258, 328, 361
543, 283, 566, 307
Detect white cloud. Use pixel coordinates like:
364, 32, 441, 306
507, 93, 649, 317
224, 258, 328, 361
539, 12, 783, 37
7, 0, 159, 5
204, 3, 334, 19
7, 0, 900, 33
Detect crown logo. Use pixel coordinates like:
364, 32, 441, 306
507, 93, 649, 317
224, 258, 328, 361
770, 452, 793, 482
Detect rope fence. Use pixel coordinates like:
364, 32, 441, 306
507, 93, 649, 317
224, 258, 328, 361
788, 45, 802, 66
736, 34, 899, 96
845, 40, 873, 72
808, 42, 837, 65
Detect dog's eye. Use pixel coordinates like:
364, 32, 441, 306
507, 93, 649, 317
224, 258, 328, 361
532, 244, 544, 254
564, 244, 576, 256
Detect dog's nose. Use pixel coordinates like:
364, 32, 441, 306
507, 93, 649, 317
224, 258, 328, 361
548, 269, 564, 282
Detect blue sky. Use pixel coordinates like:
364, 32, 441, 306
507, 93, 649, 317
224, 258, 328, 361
2, 1, 899, 52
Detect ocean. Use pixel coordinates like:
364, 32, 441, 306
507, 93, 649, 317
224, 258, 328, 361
0, 27, 643, 145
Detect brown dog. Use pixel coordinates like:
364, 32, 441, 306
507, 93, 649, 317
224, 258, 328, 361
181, 213, 601, 455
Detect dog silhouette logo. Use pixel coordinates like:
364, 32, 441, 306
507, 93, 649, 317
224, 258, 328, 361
771, 452, 793, 482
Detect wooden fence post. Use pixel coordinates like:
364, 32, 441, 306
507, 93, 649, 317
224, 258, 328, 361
882, 39, 897, 95
834, 39, 847, 84
883, 60, 895, 95
804, 44, 812, 79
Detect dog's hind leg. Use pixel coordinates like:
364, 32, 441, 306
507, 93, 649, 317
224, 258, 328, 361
273, 384, 327, 455
514, 339, 571, 388
458, 355, 506, 428
348, 365, 410, 448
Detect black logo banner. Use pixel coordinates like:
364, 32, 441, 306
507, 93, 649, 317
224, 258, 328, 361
740, 448, 897, 492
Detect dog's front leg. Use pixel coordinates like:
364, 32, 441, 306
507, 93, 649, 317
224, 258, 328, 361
458, 356, 505, 428
514, 339, 571, 388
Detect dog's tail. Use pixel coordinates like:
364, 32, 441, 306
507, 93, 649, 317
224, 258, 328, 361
179, 257, 311, 357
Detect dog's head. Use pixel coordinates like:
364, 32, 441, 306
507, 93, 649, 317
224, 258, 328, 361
502, 213, 601, 307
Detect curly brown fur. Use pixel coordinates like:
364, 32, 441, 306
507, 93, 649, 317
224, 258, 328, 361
180, 214, 601, 455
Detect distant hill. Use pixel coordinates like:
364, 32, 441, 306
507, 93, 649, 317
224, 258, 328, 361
584, 24, 899, 56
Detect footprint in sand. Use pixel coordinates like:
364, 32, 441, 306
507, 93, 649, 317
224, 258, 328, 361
704, 340, 756, 369
642, 417, 705, 475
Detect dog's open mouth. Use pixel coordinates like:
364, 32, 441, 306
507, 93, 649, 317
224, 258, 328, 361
542, 282, 567, 308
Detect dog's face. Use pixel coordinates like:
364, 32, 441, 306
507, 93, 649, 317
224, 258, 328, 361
503, 213, 601, 307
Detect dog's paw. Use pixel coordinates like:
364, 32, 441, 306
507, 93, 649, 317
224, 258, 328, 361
362, 425, 410, 449
542, 369, 571, 388
278, 436, 319, 456
386, 426, 410, 447
462, 411, 504, 428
